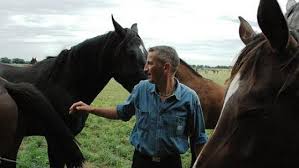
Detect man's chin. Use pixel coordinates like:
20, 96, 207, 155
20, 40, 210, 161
148, 79, 155, 83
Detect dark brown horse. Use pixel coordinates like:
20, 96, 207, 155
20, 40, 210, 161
0, 16, 147, 167
0, 77, 84, 167
0, 78, 17, 159
29, 57, 37, 64
194, 0, 299, 167
175, 59, 225, 129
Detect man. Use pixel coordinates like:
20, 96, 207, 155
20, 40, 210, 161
69, 45, 208, 168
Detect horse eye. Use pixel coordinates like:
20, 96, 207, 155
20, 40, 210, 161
129, 51, 137, 58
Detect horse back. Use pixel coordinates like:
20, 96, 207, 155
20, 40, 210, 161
0, 63, 42, 83
189, 77, 225, 128
175, 61, 225, 129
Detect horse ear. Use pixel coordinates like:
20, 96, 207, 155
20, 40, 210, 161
111, 15, 126, 37
257, 0, 289, 51
287, 0, 297, 12
131, 23, 138, 33
239, 16, 256, 45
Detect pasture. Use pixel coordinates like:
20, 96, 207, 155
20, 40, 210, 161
17, 68, 230, 168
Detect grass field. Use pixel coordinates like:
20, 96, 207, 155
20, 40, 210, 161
16, 69, 230, 168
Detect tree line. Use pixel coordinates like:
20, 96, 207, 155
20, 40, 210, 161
0, 57, 231, 68
0, 57, 37, 64
191, 64, 232, 70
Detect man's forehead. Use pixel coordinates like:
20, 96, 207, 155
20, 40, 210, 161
147, 52, 157, 60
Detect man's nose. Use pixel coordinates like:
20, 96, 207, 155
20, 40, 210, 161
144, 64, 148, 72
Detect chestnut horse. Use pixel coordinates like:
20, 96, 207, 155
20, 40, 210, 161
194, 0, 299, 167
0, 16, 147, 167
0, 78, 17, 161
175, 59, 225, 165
176, 59, 225, 129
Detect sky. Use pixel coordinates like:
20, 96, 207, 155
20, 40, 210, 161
0, 0, 289, 66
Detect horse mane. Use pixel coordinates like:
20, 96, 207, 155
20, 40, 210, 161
43, 28, 139, 81
115, 28, 140, 51
46, 56, 56, 59
179, 58, 203, 78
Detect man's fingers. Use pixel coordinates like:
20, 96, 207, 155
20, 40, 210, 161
69, 101, 89, 115
70, 101, 82, 109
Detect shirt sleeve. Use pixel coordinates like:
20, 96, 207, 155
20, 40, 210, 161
116, 84, 139, 121
191, 94, 208, 144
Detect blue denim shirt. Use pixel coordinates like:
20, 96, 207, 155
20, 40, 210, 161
116, 79, 208, 156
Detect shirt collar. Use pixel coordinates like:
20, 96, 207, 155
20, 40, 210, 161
173, 78, 182, 100
149, 78, 182, 101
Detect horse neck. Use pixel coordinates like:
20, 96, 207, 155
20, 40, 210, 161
176, 61, 203, 85
40, 33, 121, 103
0, 63, 37, 83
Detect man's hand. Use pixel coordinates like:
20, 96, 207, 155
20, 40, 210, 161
69, 101, 93, 114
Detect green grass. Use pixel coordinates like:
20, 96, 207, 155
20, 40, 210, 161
197, 69, 231, 86
17, 69, 230, 168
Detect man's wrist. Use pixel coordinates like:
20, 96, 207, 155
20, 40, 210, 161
89, 106, 96, 114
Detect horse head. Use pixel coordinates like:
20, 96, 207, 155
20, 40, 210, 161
109, 16, 147, 92
194, 0, 299, 167
30, 57, 37, 64
0, 16, 148, 167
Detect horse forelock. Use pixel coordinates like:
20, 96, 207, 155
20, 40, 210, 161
230, 34, 267, 90
230, 31, 299, 100
113, 29, 141, 57
110, 28, 147, 91
110, 28, 144, 69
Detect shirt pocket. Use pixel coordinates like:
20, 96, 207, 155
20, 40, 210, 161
164, 115, 187, 137
136, 109, 150, 131
175, 116, 186, 136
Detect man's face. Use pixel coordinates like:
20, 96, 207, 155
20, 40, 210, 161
143, 51, 164, 84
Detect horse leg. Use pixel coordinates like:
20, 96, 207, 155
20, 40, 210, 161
4, 82, 84, 167
0, 136, 23, 168
47, 137, 84, 168
47, 142, 64, 168
47, 138, 66, 168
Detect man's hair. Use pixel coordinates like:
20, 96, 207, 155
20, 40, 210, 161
148, 45, 180, 73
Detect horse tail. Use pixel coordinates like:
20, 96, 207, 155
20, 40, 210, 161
4, 81, 84, 167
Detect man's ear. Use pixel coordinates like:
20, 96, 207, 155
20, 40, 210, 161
164, 63, 172, 72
